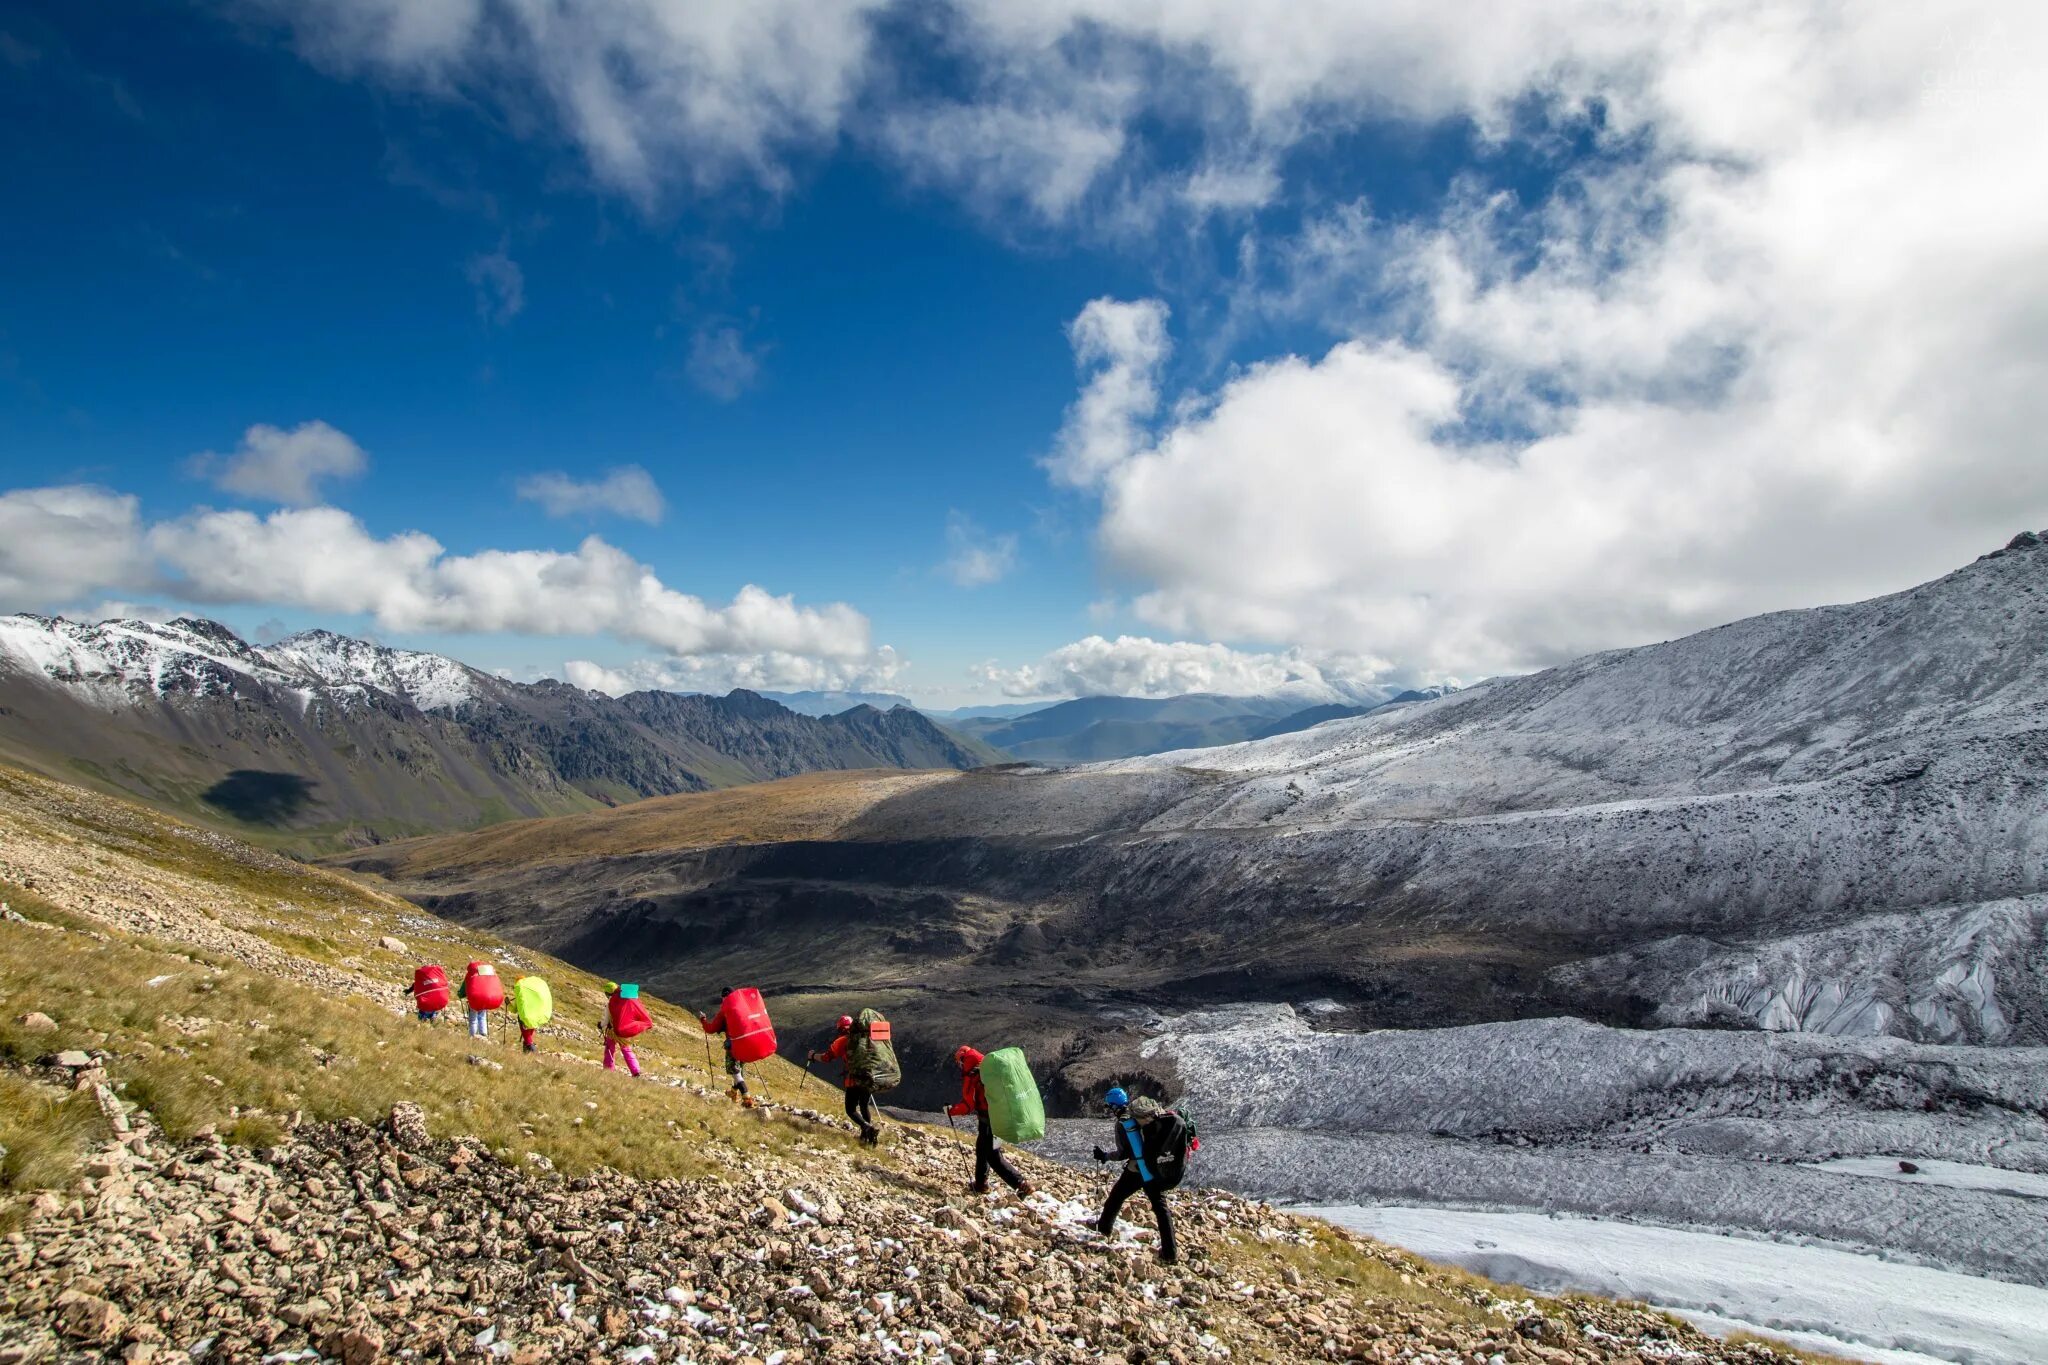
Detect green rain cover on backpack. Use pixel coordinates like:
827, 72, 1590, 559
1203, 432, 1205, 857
512, 976, 553, 1028
978, 1046, 1045, 1143
847, 1008, 901, 1093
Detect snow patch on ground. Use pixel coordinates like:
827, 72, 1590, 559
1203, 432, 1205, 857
1805, 1157, 2048, 1201
1305, 1205, 2048, 1365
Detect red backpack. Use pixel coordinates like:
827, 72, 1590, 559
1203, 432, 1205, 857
609, 987, 652, 1039
412, 965, 451, 1013
719, 988, 777, 1064
462, 962, 505, 1010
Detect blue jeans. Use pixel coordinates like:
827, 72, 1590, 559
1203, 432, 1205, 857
468, 1009, 488, 1037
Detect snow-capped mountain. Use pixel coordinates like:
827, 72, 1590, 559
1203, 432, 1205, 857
0, 614, 1001, 850
0, 615, 491, 715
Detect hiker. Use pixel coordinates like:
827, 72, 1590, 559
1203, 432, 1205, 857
511, 975, 553, 1054
604, 980, 650, 1077
1092, 1087, 1187, 1265
810, 1013, 887, 1146
459, 961, 503, 1038
947, 1046, 1034, 1197
411, 964, 451, 1023
701, 986, 772, 1107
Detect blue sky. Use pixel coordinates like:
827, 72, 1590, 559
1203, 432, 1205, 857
1, 2, 2040, 705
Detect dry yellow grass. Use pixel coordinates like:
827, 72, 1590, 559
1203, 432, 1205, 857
344, 768, 958, 878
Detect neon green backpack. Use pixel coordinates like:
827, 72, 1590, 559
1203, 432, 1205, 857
512, 976, 553, 1028
978, 1047, 1045, 1143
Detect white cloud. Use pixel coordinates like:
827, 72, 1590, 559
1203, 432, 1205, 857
977, 634, 1404, 703
146, 506, 876, 661
258, 0, 886, 203
516, 466, 666, 524
940, 511, 1018, 588
564, 645, 904, 697
1046, 298, 1170, 489
188, 420, 369, 506
88, 600, 181, 625
685, 324, 764, 401
0, 486, 152, 610
877, 97, 1128, 226
465, 246, 525, 325
1039, 4, 2048, 679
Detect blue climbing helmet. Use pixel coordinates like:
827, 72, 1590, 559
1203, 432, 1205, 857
1105, 1086, 1130, 1108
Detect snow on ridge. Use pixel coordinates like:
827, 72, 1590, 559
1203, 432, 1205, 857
268, 629, 481, 713
0, 613, 484, 713
1101, 538, 2048, 826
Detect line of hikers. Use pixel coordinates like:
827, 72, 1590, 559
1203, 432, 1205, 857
407, 964, 1192, 1262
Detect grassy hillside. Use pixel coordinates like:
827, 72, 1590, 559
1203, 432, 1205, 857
346, 768, 960, 879
0, 762, 1828, 1364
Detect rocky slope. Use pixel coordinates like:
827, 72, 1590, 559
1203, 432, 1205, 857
0, 763, 1810, 1365
337, 534, 2048, 1109
0, 615, 1000, 853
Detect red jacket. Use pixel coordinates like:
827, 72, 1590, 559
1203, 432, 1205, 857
701, 1004, 727, 1034
947, 1046, 987, 1117
816, 1032, 854, 1087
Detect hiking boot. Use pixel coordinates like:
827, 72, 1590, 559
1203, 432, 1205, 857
966, 1182, 989, 1195
1017, 1182, 1037, 1198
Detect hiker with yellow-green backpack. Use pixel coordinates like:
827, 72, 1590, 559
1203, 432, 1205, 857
511, 974, 553, 1054
946, 1045, 1038, 1198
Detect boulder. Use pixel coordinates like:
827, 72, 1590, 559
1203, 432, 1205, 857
15, 1011, 57, 1033
387, 1102, 431, 1151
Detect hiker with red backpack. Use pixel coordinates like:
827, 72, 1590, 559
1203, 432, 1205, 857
411, 964, 452, 1022
946, 1046, 1034, 1198
458, 962, 503, 1038
603, 981, 650, 1077
1092, 1086, 1191, 1265
809, 1009, 900, 1147
702, 986, 775, 1107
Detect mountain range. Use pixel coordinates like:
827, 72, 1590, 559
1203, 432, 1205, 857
0, 615, 1002, 853
336, 532, 2048, 1110
944, 687, 1453, 763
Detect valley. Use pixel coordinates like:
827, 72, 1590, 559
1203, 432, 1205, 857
336, 534, 2048, 1112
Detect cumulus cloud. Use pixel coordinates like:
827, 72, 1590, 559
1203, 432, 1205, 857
977, 635, 1403, 703
1040, 4, 2048, 679
563, 645, 903, 697
465, 246, 524, 325
940, 511, 1018, 587
143, 506, 875, 662
684, 324, 764, 401
188, 420, 369, 506
1047, 298, 1170, 489
516, 465, 666, 524
0, 486, 152, 610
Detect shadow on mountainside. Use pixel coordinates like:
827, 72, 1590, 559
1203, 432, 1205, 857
203, 769, 317, 825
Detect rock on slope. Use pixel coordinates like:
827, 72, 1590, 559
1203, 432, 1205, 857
0, 615, 1000, 853
0, 763, 1807, 1365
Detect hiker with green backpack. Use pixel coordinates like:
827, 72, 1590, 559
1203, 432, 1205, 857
946, 1045, 1039, 1198
1092, 1086, 1193, 1265
809, 1008, 900, 1147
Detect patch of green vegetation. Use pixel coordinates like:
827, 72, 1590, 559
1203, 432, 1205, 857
0, 1072, 105, 1194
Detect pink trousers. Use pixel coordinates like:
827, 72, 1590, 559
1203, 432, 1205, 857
603, 1037, 640, 1077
